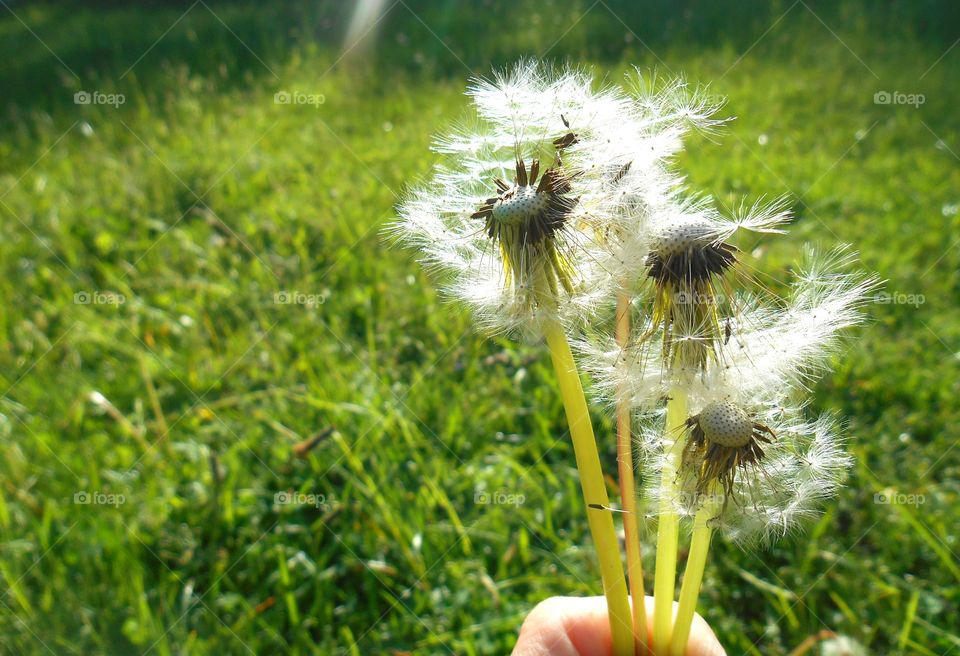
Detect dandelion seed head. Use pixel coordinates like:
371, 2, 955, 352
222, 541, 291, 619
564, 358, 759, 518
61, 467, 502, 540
681, 401, 776, 507
634, 401, 853, 544
491, 184, 549, 224
392, 62, 644, 338
696, 401, 754, 447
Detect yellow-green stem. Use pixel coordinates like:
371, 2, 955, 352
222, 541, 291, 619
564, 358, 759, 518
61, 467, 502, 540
544, 322, 633, 656
616, 293, 648, 655
652, 387, 688, 654
670, 502, 716, 656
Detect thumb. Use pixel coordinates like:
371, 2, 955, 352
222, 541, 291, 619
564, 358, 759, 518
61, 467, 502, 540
513, 596, 612, 656
513, 595, 726, 656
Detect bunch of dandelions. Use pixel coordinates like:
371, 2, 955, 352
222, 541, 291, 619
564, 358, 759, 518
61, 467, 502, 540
585, 239, 878, 654
392, 60, 877, 656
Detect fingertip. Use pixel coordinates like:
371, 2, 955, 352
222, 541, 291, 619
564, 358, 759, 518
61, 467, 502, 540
513, 596, 612, 656
687, 612, 726, 656
515, 596, 725, 656
561, 597, 614, 655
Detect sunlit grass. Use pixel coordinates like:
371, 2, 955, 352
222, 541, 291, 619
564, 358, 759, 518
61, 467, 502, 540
0, 1, 958, 653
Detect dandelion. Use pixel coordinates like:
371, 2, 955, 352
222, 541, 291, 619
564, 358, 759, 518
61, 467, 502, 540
396, 64, 641, 338
587, 73, 736, 653
635, 198, 791, 372
681, 399, 777, 504
392, 62, 641, 655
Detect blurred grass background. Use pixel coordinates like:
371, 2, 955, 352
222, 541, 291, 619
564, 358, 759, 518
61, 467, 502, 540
0, 0, 958, 653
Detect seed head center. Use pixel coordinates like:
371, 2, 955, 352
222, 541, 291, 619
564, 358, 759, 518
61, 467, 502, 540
698, 401, 753, 448
492, 186, 550, 226
652, 217, 716, 258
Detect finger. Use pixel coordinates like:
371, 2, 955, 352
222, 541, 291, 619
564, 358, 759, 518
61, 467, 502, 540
513, 596, 612, 656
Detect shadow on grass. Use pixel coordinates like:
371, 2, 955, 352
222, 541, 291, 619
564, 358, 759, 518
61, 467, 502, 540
2, 0, 958, 122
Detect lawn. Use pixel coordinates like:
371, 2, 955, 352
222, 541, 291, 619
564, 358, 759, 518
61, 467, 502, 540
0, 1, 958, 654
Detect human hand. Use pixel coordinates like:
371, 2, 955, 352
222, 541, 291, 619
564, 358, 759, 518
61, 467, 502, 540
512, 596, 725, 656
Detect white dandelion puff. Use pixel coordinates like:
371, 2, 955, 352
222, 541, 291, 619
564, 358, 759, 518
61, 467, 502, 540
391, 62, 650, 339
630, 398, 853, 546
583, 248, 877, 543
583, 247, 879, 411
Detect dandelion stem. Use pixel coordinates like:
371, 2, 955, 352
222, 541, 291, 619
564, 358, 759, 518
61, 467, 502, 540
544, 321, 633, 656
671, 500, 716, 656
653, 387, 688, 654
616, 292, 648, 654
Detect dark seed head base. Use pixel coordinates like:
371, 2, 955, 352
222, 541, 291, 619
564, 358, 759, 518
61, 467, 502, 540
470, 157, 580, 310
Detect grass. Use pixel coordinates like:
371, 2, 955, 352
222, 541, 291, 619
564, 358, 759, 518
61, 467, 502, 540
0, 0, 958, 653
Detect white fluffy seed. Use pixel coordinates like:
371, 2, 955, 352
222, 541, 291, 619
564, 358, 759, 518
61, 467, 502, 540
698, 401, 753, 447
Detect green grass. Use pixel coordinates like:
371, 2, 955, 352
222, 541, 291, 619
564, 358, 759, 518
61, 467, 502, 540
1, 1, 958, 653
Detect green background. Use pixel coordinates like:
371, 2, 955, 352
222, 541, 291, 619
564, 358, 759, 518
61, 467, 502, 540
1, 1, 958, 653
